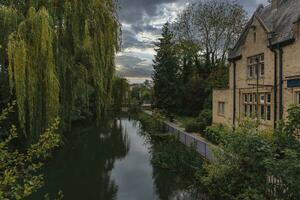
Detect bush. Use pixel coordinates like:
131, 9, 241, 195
203, 124, 228, 145
185, 120, 202, 133
197, 109, 212, 131
185, 109, 212, 133
138, 112, 165, 133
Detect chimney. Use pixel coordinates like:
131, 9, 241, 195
271, 0, 279, 10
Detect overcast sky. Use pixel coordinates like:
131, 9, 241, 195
116, 0, 269, 84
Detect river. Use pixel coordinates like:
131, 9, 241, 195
29, 115, 195, 200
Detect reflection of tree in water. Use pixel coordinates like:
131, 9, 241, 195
30, 118, 129, 200
134, 119, 196, 200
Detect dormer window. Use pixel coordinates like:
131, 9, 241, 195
247, 54, 264, 79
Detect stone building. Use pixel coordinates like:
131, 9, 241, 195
212, 0, 300, 128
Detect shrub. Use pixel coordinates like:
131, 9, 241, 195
203, 124, 228, 145
185, 109, 212, 133
197, 109, 212, 132
0, 102, 62, 199
185, 120, 202, 133
138, 112, 165, 134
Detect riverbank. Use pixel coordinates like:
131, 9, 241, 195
142, 110, 218, 162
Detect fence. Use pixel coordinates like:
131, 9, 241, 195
164, 120, 217, 162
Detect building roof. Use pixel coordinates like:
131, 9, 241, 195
229, 0, 300, 60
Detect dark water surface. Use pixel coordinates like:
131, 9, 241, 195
30, 116, 194, 200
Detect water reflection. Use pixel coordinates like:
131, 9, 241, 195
30, 116, 195, 200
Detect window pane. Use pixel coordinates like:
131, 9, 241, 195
267, 94, 271, 103
218, 102, 225, 115
260, 105, 266, 119
222, 103, 225, 114
249, 94, 253, 103
245, 94, 248, 103
260, 94, 265, 104
254, 65, 258, 77
260, 105, 265, 119
267, 105, 271, 121
260, 63, 265, 76
249, 66, 253, 77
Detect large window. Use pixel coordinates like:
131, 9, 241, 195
218, 102, 225, 116
247, 54, 264, 79
243, 93, 271, 121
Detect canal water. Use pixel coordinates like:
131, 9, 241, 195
30, 116, 195, 200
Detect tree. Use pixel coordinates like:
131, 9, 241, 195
174, 0, 247, 67
153, 23, 180, 114
0, 0, 120, 139
111, 77, 130, 111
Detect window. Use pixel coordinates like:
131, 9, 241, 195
296, 92, 300, 104
243, 93, 271, 121
218, 102, 225, 115
243, 94, 256, 117
253, 30, 257, 42
247, 54, 265, 79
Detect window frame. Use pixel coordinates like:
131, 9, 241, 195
247, 54, 265, 79
243, 92, 272, 121
218, 102, 225, 116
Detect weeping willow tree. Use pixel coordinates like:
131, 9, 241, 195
0, 7, 22, 105
0, 0, 120, 138
8, 8, 60, 139
60, 0, 119, 122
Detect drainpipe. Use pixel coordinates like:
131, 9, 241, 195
233, 61, 236, 128
270, 48, 278, 128
279, 48, 283, 120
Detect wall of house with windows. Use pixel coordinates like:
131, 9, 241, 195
213, 17, 300, 128
233, 18, 275, 127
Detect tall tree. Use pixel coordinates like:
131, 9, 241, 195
153, 23, 180, 114
0, 0, 120, 139
174, 0, 247, 67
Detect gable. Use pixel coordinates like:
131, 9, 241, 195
228, 14, 269, 60
229, 0, 300, 61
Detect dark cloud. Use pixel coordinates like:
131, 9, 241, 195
116, 0, 269, 82
116, 55, 153, 77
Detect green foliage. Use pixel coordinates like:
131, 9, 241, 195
111, 77, 130, 111
8, 7, 59, 139
153, 23, 180, 114
1, 0, 120, 138
203, 124, 228, 145
185, 109, 212, 133
138, 112, 165, 134
153, 1, 246, 116
199, 105, 300, 199
0, 102, 62, 199
199, 119, 272, 199
152, 135, 203, 176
